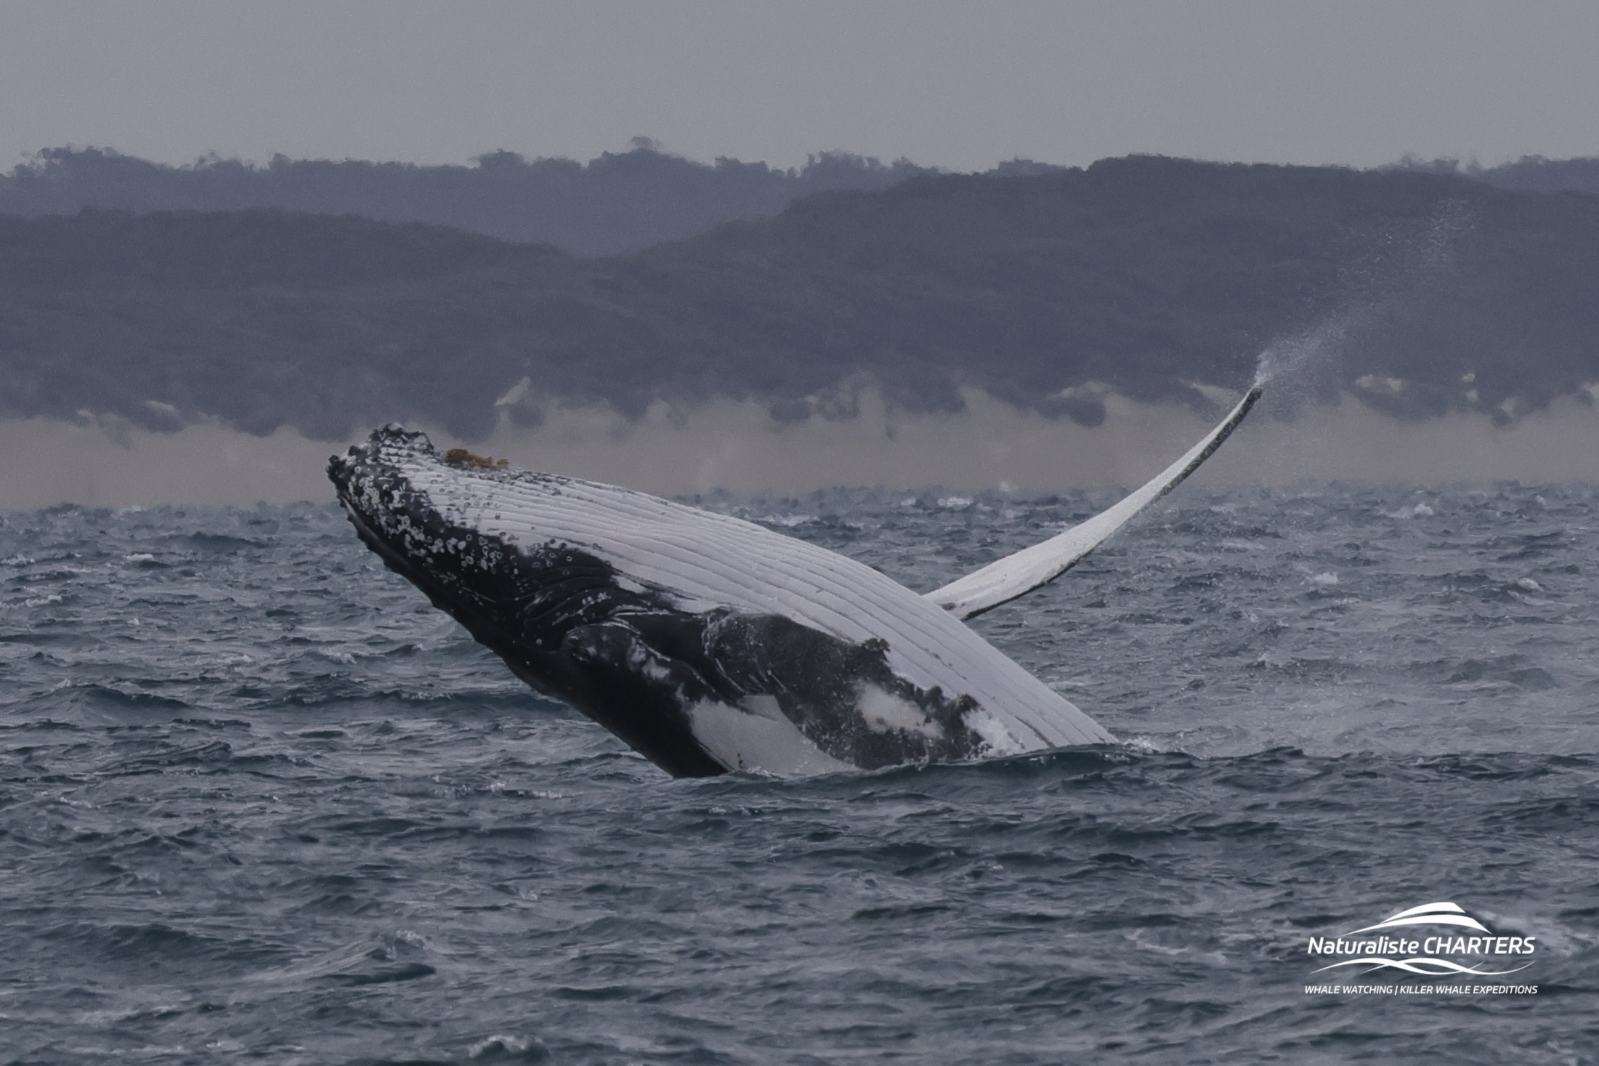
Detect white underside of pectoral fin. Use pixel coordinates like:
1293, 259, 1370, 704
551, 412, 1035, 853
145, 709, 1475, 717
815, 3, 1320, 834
927, 386, 1263, 621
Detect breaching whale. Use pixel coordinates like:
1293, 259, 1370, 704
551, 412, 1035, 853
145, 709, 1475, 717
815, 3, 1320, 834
329, 386, 1261, 777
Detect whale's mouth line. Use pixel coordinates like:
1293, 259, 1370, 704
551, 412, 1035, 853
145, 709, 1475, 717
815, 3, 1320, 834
332, 469, 735, 776
331, 475, 439, 610
337, 494, 430, 597
333, 481, 549, 696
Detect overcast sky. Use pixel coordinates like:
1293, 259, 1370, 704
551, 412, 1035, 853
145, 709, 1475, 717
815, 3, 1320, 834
4, 0, 1597, 171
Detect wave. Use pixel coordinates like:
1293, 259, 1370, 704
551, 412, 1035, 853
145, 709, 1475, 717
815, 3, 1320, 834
160, 531, 271, 552
46, 682, 195, 711
254, 681, 556, 711
39, 920, 290, 965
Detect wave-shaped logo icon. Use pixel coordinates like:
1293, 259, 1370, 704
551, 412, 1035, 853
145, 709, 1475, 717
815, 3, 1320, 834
1312, 956, 1532, 977
1340, 900, 1492, 937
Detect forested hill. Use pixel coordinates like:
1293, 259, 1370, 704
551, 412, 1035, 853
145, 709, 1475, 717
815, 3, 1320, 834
1396, 154, 1599, 197
2, 155, 1597, 442
7, 143, 1599, 256
0, 144, 932, 256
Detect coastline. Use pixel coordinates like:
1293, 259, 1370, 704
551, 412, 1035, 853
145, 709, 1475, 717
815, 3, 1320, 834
4, 389, 1597, 507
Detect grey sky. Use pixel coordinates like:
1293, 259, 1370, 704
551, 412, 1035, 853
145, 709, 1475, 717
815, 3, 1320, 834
3, 0, 1597, 171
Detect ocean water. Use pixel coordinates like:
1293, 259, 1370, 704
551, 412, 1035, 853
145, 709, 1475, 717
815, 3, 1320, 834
1, 485, 1596, 1063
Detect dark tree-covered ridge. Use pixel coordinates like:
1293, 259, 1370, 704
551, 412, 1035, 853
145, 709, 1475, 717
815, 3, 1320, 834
0, 144, 933, 256
1, 155, 1596, 441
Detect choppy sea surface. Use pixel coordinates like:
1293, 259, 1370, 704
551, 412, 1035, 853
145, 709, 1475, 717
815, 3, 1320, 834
2, 485, 1597, 1064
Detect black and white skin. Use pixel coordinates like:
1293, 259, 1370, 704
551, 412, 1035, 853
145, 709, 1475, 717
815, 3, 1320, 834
329, 387, 1261, 777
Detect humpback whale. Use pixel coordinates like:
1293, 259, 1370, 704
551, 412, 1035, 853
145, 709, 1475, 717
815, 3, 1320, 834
329, 386, 1261, 777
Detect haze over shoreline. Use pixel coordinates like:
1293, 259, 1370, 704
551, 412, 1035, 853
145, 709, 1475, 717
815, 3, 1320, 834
5, 389, 1596, 508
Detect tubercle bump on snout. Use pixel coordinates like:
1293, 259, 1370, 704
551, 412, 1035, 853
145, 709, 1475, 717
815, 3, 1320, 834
327, 424, 442, 492
328, 424, 528, 486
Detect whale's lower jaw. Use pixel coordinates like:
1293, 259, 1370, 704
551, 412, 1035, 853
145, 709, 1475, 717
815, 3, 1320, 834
329, 438, 1003, 777
336, 495, 730, 775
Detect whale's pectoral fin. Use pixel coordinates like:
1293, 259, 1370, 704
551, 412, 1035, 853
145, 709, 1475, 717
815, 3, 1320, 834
926, 385, 1263, 620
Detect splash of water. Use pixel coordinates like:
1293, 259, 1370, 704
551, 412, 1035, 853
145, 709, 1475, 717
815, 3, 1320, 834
1252, 198, 1476, 391
1253, 309, 1363, 388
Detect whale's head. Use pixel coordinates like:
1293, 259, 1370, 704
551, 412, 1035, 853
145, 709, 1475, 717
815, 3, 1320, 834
327, 426, 528, 608
328, 426, 731, 774
327, 425, 1007, 776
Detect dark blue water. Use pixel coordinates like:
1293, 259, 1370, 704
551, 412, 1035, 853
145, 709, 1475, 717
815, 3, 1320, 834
2, 486, 1596, 1063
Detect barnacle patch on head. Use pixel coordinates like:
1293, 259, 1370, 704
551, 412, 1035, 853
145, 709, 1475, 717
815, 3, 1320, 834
444, 448, 509, 470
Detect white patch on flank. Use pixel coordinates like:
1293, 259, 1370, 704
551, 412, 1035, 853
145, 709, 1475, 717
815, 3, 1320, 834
686, 698, 853, 776
960, 706, 1021, 756
741, 694, 784, 719
857, 683, 944, 739
621, 638, 676, 684
613, 575, 646, 594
